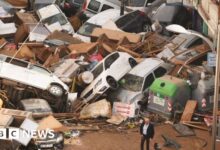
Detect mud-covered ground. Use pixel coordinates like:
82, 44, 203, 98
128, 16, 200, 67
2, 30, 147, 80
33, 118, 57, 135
64, 124, 220, 150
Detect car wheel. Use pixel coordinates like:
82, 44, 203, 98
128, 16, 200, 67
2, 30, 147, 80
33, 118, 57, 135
142, 23, 151, 33
129, 58, 137, 68
48, 84, 64, 97
107, 76, 118, 89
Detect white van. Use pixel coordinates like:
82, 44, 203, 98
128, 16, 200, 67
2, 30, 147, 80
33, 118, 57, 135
74, 9, 123, 42
84, 0, 121, 18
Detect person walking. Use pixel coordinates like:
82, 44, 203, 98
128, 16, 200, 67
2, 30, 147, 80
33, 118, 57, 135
140, 118, 155, 150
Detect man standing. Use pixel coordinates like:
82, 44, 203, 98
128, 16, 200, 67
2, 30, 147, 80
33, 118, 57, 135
140, 118, 155, 150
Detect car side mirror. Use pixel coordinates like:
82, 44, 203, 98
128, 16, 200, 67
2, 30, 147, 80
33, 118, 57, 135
143, 90, 149, 97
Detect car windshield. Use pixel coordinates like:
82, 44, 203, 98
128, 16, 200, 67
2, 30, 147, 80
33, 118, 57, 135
30, 65, 51, 75
87, 0, 101, 12
120, 74, 144, 92
42, 13, 67, 26
125, 0, 146, 7
77, 22, 101, 36
115, 10, 140, 28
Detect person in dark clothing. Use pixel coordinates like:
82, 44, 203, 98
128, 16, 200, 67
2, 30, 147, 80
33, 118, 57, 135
140, 118, 155, 150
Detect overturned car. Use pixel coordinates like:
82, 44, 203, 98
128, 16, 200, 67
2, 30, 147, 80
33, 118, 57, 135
0, 54, 70, 112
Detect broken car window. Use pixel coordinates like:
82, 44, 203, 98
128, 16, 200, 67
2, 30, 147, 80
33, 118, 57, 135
101, 4, 113, 12
78, 22, 101, 36
120, 74, 144, 92
92, 63, 104, 79
104, 52, 119, 69
88, 0, 101, 12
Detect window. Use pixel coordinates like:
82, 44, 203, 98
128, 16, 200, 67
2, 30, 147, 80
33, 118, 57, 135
125, 0, 146, 7
120, 74, 144, 92
5, 58, 28, 68
104, 52, 119, 69
143, 73, 154, 90
92, 63, 103, 79
31, 65, 51, 75
145, 0, 155, 6
77, 22, 101, 36
115, 11, 139, 28
101, 4, 113, 11
186, 38, 203, 49
154, 67, 167, 78
88, 0, 101, 12
42, 13, 67, 26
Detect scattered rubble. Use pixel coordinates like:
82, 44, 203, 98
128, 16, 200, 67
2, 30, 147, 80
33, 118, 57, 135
0, 0, 219, 149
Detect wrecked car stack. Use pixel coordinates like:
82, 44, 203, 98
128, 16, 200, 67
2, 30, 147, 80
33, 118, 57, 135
0, 0, 220, 149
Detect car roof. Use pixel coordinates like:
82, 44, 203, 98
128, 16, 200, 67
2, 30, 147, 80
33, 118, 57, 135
111, 10, 140, 22
129, 58, 163, 77
87, 9, 121, 25
171, 33, 199, 49
152, 3, 179, 22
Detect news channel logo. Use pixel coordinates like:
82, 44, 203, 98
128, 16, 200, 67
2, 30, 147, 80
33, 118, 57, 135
0, 128, 55, 140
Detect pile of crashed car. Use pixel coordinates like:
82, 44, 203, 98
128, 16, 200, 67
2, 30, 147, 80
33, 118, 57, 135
0, 0, 217, 149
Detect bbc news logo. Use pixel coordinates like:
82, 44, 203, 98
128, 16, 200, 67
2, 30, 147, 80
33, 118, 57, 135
0, 128, 19, 139
0, 128, 55, 139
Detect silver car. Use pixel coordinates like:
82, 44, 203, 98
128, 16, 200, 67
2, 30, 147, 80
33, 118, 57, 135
109, 58, 173, 115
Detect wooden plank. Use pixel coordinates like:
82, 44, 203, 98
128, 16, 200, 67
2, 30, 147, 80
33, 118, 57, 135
0, 108, 32, 119
0, 114, 14, 127
182, 122, 210, 131
91, 28, 141, 43
68, 42, 98, 54
180, 100, 197, 122
117, 46, 141, 58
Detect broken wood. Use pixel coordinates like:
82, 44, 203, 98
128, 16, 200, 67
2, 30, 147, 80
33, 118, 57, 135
182, 122, 210, 131
117, 46, 141, 58
91, 28, 141, 43
180, 100, 197, 122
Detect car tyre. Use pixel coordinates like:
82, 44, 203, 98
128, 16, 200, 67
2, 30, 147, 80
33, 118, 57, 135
107, 76, 118, 89
48, 84, 64, 97
129, 58, 137, 68
142, 23, 152, 33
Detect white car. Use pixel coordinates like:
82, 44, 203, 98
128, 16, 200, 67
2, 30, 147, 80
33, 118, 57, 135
74, 9, 123, 42
84, 0, 121, 18
80, 51, 137, 102
0, 54, 69, 97
108, 58, 173, 115
37, 4, 74, 34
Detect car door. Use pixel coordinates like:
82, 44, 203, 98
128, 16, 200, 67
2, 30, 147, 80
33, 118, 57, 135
27, 65, 53, 90
0, 58, 29, 85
